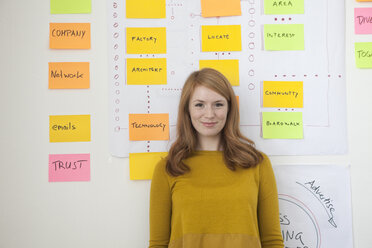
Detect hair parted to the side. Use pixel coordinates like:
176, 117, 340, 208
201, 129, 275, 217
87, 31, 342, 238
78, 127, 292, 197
166, 68, 263, 176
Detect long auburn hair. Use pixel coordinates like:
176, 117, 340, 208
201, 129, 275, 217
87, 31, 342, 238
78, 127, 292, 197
166, 68, 263, 176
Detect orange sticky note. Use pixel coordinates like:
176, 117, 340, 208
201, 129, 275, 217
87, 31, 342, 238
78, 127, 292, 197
50, 23, 90, 49
201, 0, 241, 17
49, 62, 89, 89
129, 114, 169, 141
356, 0, 372, 1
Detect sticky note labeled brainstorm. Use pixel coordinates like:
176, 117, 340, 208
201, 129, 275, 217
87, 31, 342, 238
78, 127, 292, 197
126, 0, 166, 18
264, 24, 304, 51
49, 62, 89, 89
49, 154, 90, 182
355, 42, 372, 68
264, 0, 304, 15
49, 115, 91, 142
126, 27, 166, 54
262, 112, 303, 139
129, 152, 168, 180
263, 81, 303, 108
355, 8, 372, 34
126, 58, 167, 85
199, 60, 239, 86
50, 23, 90, 49
201, 25, 242, 52
129, 114, 169, 141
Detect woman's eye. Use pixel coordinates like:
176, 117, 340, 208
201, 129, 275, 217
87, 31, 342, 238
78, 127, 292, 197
195, 103, 203, 107
215, 103, 224, 107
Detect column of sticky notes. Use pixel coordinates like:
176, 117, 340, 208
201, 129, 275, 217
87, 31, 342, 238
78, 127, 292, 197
354, 1, 372, 68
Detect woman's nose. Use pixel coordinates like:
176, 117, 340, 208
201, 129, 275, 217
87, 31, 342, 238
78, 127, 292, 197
204, 106, 214, 117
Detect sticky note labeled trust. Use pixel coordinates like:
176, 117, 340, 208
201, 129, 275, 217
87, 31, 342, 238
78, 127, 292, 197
49, 115, 91, 142
49, 154, 90, 182
201, 25, 242, 52
126, 27, 166, 54
264, 0, 304, 14
50, 23, 90, 49
355, 8, 372, 34
355, 42, 372, 68
129, 114, 169, 141
199, 60, 239, 86
262, 112, 303, 139
129, 152, 168, 180
126, 58, 167, 85
263, 81, 303, 108
49, 62, 89, 89
126, 0, 166, 18
201, 0, 241, 17
50, 0, 91, 14
264, 24, 304, 51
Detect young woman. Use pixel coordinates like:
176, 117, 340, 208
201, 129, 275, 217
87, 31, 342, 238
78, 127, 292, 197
149, 68, 284, 248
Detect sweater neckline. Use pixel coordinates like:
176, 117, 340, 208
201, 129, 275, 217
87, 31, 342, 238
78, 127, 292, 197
193, 150, 223, 155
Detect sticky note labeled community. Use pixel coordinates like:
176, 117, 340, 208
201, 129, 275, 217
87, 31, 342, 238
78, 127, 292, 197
201, 25, 242, 52
127, 58, 167, 85
263, 81, 303, 108
199, 60, 239, 86
49, 62, 89, 89
264, 0, 304, 15
49, 115, 91, 142
49, 154, 90, 182
355, 42, 372, 68
126, 0, 166, 18
129, 114, 169, 141
355, 8, 372, 34
50, 23, 90, 49
129, 152, 168, 180
201, 0, 241, 17
264, 24, 304, 51
50, 0, 91, 14
126, 27, 166, 54
262, 112, 303, 139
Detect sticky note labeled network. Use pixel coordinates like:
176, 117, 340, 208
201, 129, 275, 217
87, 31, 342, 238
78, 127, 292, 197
50, 23, 90, 49
129, 114, 169, 141
50, 0, 91, 14
201, 0, 241, 17
355, 42, 372, 68
264, 0, 304, 14
126, 0, 166, 18
201, 25, 242, 52
126, 58, 167, 85
49, 154, 90, 182
126, 27, 166, 54
262, 112, 303, 139
49, 115, 91, 142
263, 81, 303, 108
129, 152, 168, 180
355, 8, 372, 34
264, 24, 304, 51
49, 62, 89, 89
199, 60, 239, 86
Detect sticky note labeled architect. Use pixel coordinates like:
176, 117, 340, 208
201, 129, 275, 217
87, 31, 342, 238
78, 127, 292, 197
127, 58, 167, 85
50, 23, 90, 49
49, 115, 91, 142
355, 8, 372, 34
199, 60, 239, 86
264, 0, 304, 15
201, 25, 242, 52
49, 62, 89, 89
126, 27, 166, 54
49, 154, 90, 182
264, 24, 304, 51
262, 112, 303, 139
129, 152, 168, 180
129, 114, 169, 141
355, 42, 372, 68
263, 81, 303, 108
126, 0, 166, 18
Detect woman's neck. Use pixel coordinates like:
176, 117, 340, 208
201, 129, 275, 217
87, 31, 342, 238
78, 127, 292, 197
196, 135, 222, 151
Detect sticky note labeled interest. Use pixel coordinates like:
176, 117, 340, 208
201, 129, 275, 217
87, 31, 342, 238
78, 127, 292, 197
127, 58, 167, 85
262, 112, 303, 139
355, 42, 372, 68
50, 0, 91, 14
49, 62, 89, 89
49, 115, 91, 142
263, 81, 303, 108
129, 114, 169, 141
264, 24, 304, 51
199, 60, 239, 86
201, 25, 242, 52
129, 152, 168, 180
50, 23, 90, 49
49, 154, 90, 182
201, 0, 241, 17
126, 0, 166, 18
264, 0, 304, 15
126, 27, 166, 54
355, 8, 372, 34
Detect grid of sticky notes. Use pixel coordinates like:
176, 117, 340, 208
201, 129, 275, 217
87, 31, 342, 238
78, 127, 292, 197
354, 7, 372, 68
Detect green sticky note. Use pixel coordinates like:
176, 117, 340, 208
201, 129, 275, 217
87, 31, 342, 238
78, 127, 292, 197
264, 0, 304, 14
50, 0, 91, 14
262, 112, 303, 139
264, 24, 305, 51
355, 42, 372, 68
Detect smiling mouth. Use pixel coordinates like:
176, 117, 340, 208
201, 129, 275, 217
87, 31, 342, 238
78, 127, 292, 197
202, 122, 217, 127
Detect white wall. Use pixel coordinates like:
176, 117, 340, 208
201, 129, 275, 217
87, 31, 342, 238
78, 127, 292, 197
0, 0, 371, 247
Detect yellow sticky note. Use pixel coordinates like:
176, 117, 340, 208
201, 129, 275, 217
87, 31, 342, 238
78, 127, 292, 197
264, 24, 304, 51
126, 0, 166, 18
262, 112, 303, 139
201, 0, 241, 17
129, 114, 169, 141
49, 62, 90, 89
49, 115, 91, 142
127, 58, 167, 85
201, 25, 242, 52
126, 27, 166, 54
49, 23, 90, 49
199, 60, 239, 86
129, 152, 168, 180
263, 81, 303, 108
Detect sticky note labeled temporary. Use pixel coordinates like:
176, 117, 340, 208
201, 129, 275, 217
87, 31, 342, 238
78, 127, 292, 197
264, 0, 304, 15
263, 81, 303, 108
129, 152, 168, 180
50, 0, 91, 14
49, 115, 91, 142
199, 60, 239, 86
262, 112, 303, 139
126, 0, 166, 18
201, 0, 241, 17
50, 23, 90, 49
126, 27, 166, 54
355, 8, 372, 34
49, 154, 90, 182
201, 25, 242, 52
264, 24, 304, 51
355, 42, 372, 68
49, 62, 89, 89
126, 58, 167, 85
129, 114, 169, 141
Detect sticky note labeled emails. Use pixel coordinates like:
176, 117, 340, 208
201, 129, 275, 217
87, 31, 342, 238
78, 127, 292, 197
263, 81, 303, 108
129, 114, 169, 141
201, 25, 242, 52
49, 62, 89, 89
264, 0, 304, 15
201, 0, 241, 17
264, 24, 304, 51
49, 115, 91, 142
126, 27, 166, 54
49, 154, 90, 182
50, 23, 90, 49
126, 0, 166, 18
50, 0, 91, 14
199, 60, 239, 86
129, 152, 168, 180
355, 42, 372, 68
355, 8, 372, 34
262, 112, 303, 139
126, 58, 167, 85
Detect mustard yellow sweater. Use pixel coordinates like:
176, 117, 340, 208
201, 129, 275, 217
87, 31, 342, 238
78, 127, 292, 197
149, 151, 284, 248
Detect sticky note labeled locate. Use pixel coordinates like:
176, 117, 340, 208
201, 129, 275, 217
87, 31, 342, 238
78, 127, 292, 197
126, 0, 166, 18
355, 8, 372, 34
129, 114, 169, 141
355, 42, 372, 68
49, 154, 90, 182
264, 0, 304, 15
263, 81, 303, 108
201, 0, 241, 17
127, 58, 167, 85
49, 115, 91, 142
199, 60, 239, 86
50, 23, 90, 49
129, 152, 168, 180
49, 62, 89, 89
126, 27, 166, 54
201, 25, 242, 52
264, 24, 304, 51
262, 112, 303, 139
50, 0, 91, 14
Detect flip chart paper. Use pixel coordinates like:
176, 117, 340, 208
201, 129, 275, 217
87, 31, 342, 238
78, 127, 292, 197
355, 42, 372, 68
49, 23, 90, 49
129, 114, 169, 141
264, 24, 304, 51
49, 154, 90, 182
129, 152, 168, 180
264, 0, 304, 15
201, 0, 241, 17
126, 0, 166, 18
126, 27, 166, 54
126, 58, 167, 85
199, 60, 239, 86
49, 62, 90, 89
355, 8, 372, 34
50, 0, 91, 14
263, 81, 303, 108
201, 25, 242, 52
262, 112, 303, 139
49, 115, 91, 142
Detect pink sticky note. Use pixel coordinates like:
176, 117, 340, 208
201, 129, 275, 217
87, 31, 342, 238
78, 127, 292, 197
49, 154, 90, 182
355, 8, 372, 34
